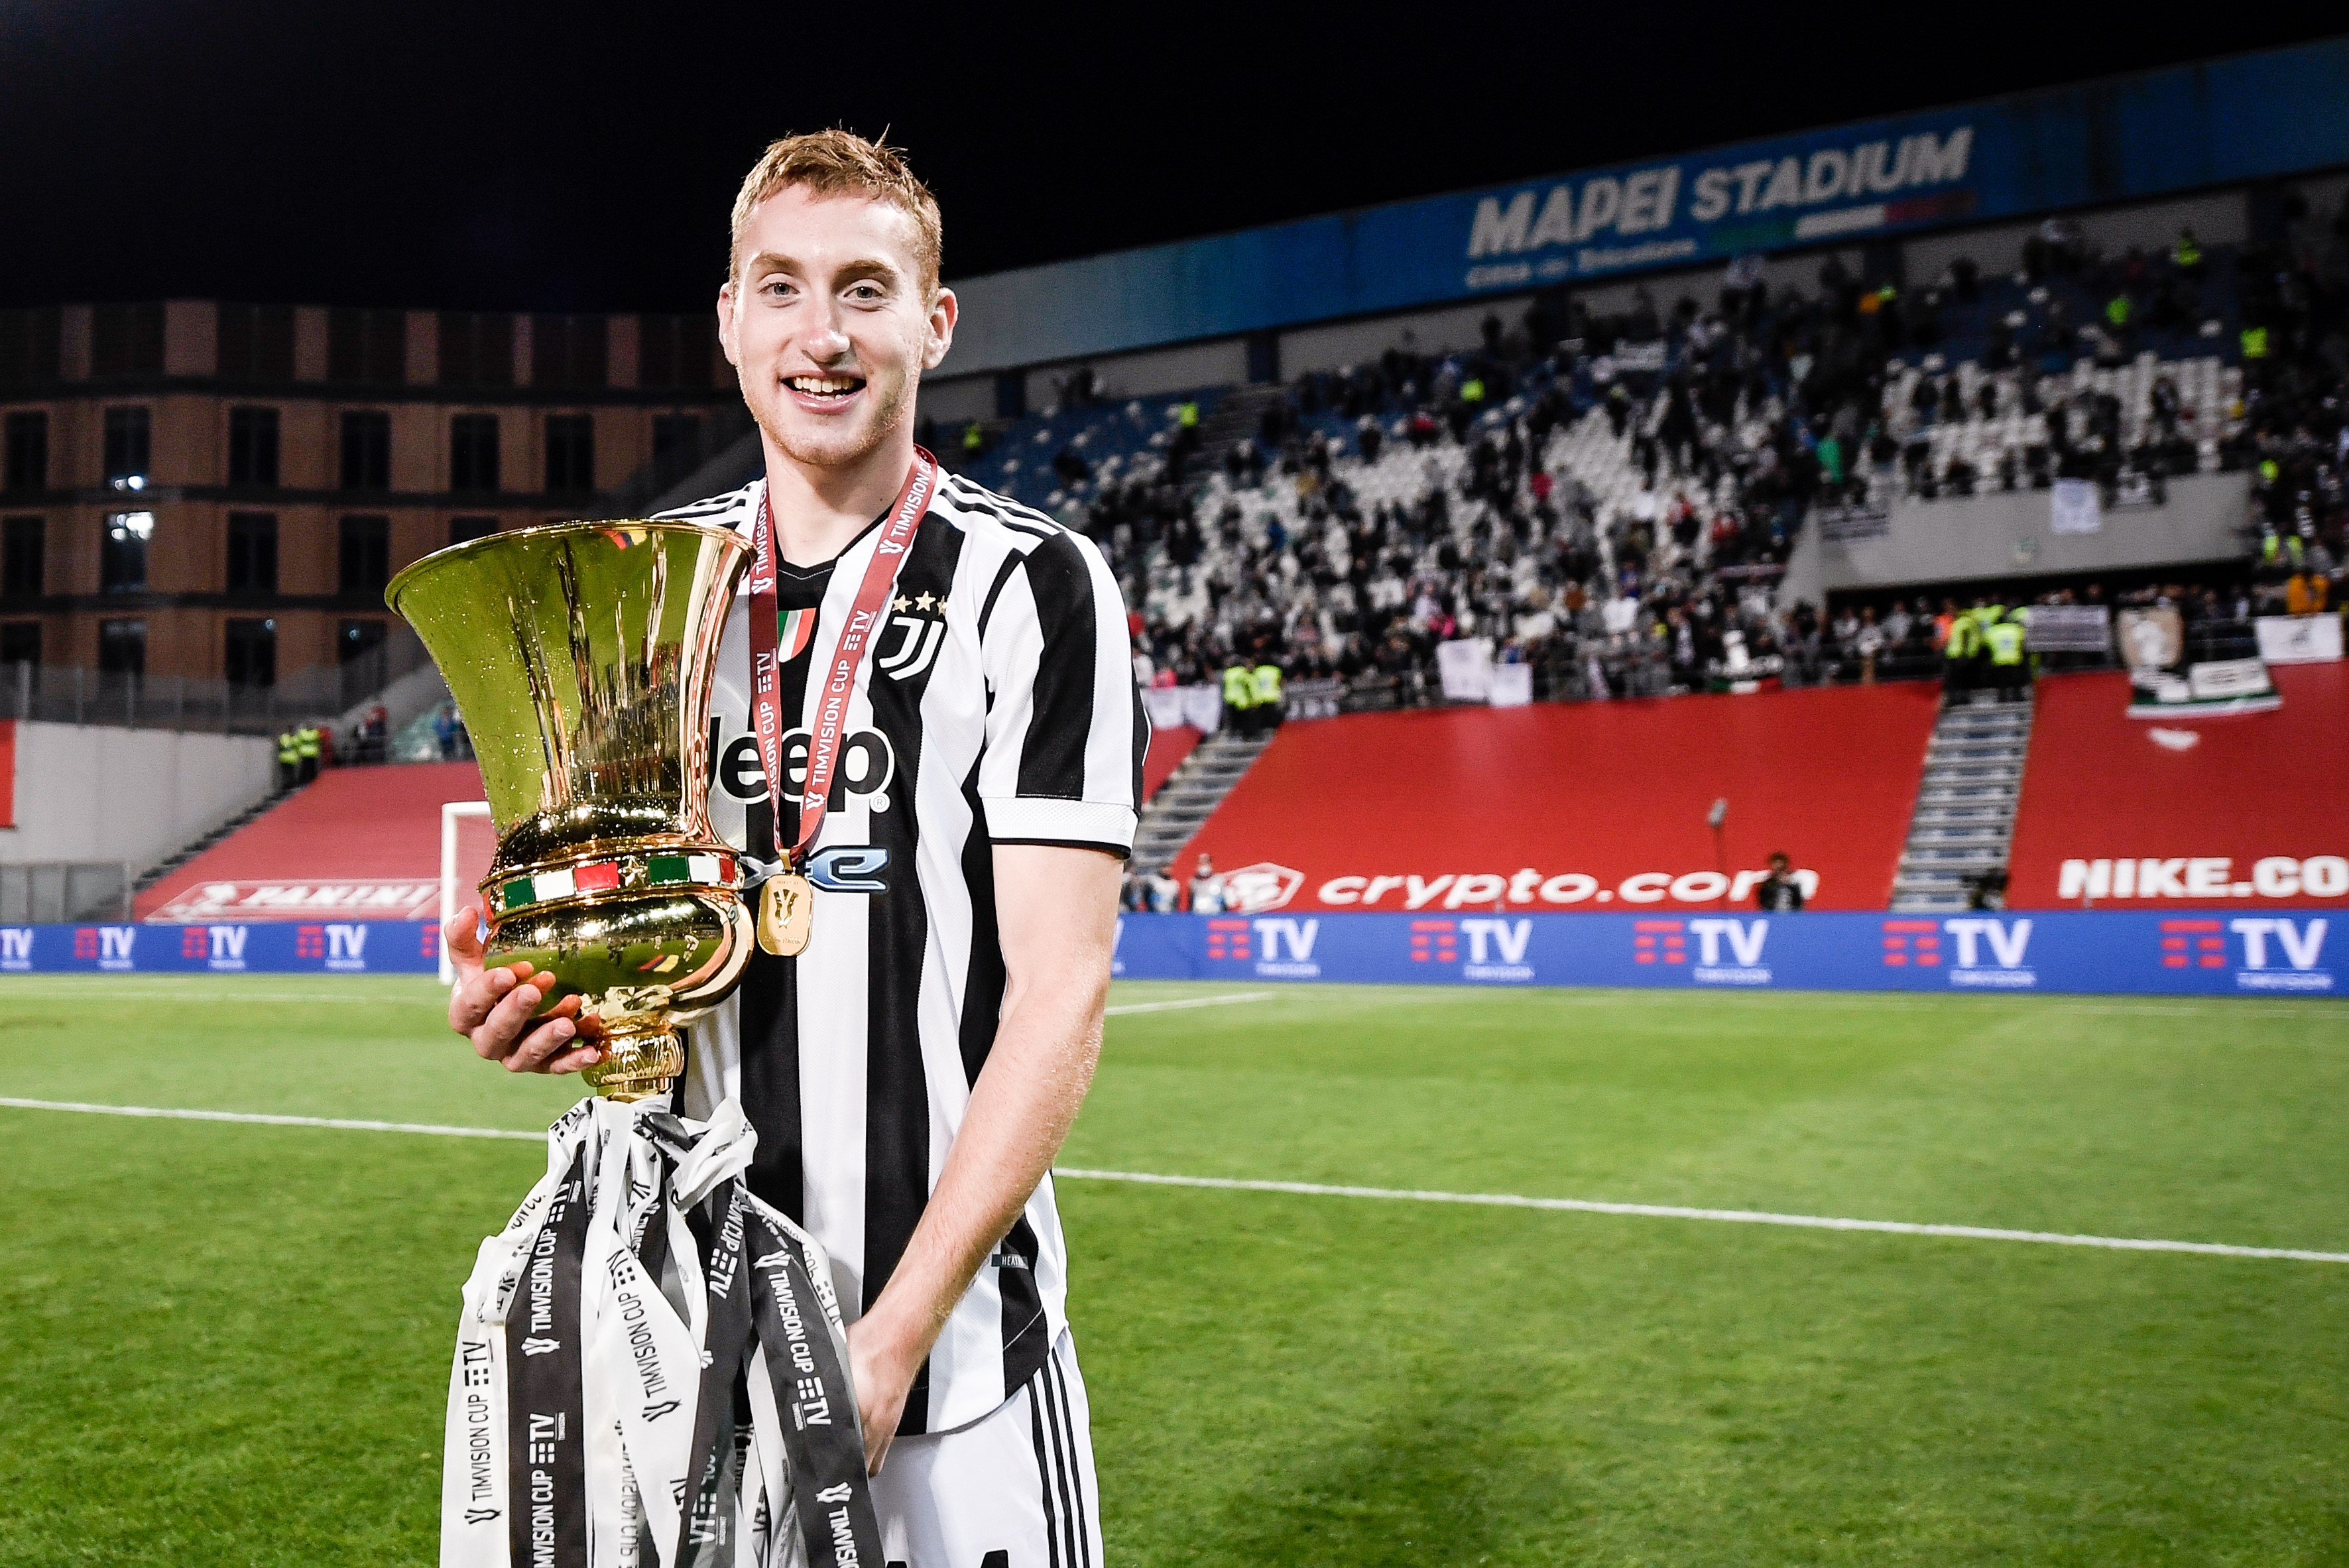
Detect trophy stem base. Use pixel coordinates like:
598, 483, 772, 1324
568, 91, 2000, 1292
581, 1024, 684, 1103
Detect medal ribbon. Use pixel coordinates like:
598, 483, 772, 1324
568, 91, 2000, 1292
747, 448, 937, 871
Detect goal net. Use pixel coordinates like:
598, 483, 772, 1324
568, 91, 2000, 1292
439, 800, 498, 984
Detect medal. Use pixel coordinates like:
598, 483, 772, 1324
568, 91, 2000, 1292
744, 448, 937, 957
756, 873, 814, 957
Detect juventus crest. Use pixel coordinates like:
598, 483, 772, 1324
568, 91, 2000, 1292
875, 591, 948, 682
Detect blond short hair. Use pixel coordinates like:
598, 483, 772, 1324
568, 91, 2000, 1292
729, 130, 943, 292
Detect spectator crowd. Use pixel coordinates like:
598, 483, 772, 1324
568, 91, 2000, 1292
945, 185, 2349, 715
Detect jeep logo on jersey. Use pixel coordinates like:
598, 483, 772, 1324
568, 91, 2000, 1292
709, 719, 897, 813
1943, 918, 2035, 987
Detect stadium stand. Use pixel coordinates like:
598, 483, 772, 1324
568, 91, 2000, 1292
103, 184, 2349, 925
1140, 723, 1201, 800
928, 190, 2347, 719
2005, 663, 2349, 911
1158, 682, 1942, 912
135, 760, 480, 922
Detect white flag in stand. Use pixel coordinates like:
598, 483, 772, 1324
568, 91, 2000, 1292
1436, 638, 1494, 701
2051, 479, 2101, 535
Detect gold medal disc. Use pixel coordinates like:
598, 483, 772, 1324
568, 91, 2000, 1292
756, 873, 814, 957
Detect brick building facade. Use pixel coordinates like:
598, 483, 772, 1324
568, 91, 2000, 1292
0, 300, 733, 688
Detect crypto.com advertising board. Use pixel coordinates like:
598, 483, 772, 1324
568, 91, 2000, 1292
1113, 912, 2339, 996
1175, 687, 1941, 914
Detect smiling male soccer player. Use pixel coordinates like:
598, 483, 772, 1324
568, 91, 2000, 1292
445, 131, 1141, 1567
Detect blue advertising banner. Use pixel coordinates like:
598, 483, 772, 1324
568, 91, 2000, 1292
1, 914, 2334, 995
949, 38, 2349, 375
0, 919, 439, 975
1112, 912, 2340, 997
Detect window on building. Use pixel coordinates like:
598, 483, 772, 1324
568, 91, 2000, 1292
90, 304, 165, 379
104, 406, 152, 489
101, 511, 153, 593
226, 513, 278, 595
215, 304, 296, 382
532, 314, 609, 389
338, 619, 387, 664
450, 413, 501, 493
0, 308, 62, 391
97, 618, 145, 676
4, 411, 48, 492
224, 618, 276, 688
339, 514, 390, 597
449, 516, 498, 546
438, 312, 514, 388
228, 406, 281, 486
638, 314, 717, 389
327, 307, 407, 385
1, 517, 40, 599
0, 621, 38, 666
544, 413, 595, 495
652, 414, 704, 489
340, 410, 391, 491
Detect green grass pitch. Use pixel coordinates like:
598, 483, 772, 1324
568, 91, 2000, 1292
3, 976, 2346, 1565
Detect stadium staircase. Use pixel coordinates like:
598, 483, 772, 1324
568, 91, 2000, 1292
1190, 385, 1287, 459
1130, 729, 1273, 873
1890, 694, 2035, 912
131, 784, 304, 897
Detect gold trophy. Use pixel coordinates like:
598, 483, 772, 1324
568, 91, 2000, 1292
389, 520, 753, 1101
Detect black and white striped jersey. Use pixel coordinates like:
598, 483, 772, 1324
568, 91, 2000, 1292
654, 470, 1146, 1436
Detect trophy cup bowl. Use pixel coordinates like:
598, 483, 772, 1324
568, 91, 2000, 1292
389, 520, 753, 1101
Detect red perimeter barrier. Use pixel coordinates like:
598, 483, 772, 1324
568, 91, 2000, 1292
1142, 724, 1201, 800
136, 762, 483, 922
2008, 664, 2349, 910
1178, 683, 1941, 913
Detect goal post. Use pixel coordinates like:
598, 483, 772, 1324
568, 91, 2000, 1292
439, 800, 497, 985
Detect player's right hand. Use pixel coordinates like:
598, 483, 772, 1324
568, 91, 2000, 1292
444, 907, 601, 1075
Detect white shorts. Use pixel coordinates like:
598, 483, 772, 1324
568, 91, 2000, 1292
872, 1329, 1101, 1568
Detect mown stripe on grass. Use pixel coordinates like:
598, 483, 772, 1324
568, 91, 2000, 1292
6, 1095, 2342, 1266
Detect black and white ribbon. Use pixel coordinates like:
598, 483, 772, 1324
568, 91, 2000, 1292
442, 1098, 882, 1568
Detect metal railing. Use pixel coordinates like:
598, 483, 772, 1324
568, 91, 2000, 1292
0, 861, 132, 923
1295, 618, 2261, 718
0, 629, 430, 735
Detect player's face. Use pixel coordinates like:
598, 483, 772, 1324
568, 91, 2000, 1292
721, 186, 956, 475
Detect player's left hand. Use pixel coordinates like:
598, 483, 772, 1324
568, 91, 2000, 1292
844, 1314, 920, 1475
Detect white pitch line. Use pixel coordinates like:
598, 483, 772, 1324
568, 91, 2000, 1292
1052, 1168, 2349, 1264
0, 1097, 540, 1142
1103, 991, 1272, 1016
3, 1095, 2340, 1266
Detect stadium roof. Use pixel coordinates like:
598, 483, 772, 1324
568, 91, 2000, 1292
945, 36, 2349, 377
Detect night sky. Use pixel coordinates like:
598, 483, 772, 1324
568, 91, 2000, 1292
0, 3, 2335, 313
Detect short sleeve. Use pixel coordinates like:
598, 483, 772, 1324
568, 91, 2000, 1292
976, 530, 1149, 857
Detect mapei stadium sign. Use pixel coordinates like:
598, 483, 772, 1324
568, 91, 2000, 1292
945, 40, 2349, 375
1111, 912, 2337, 996
1461, 126, 1978, 291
